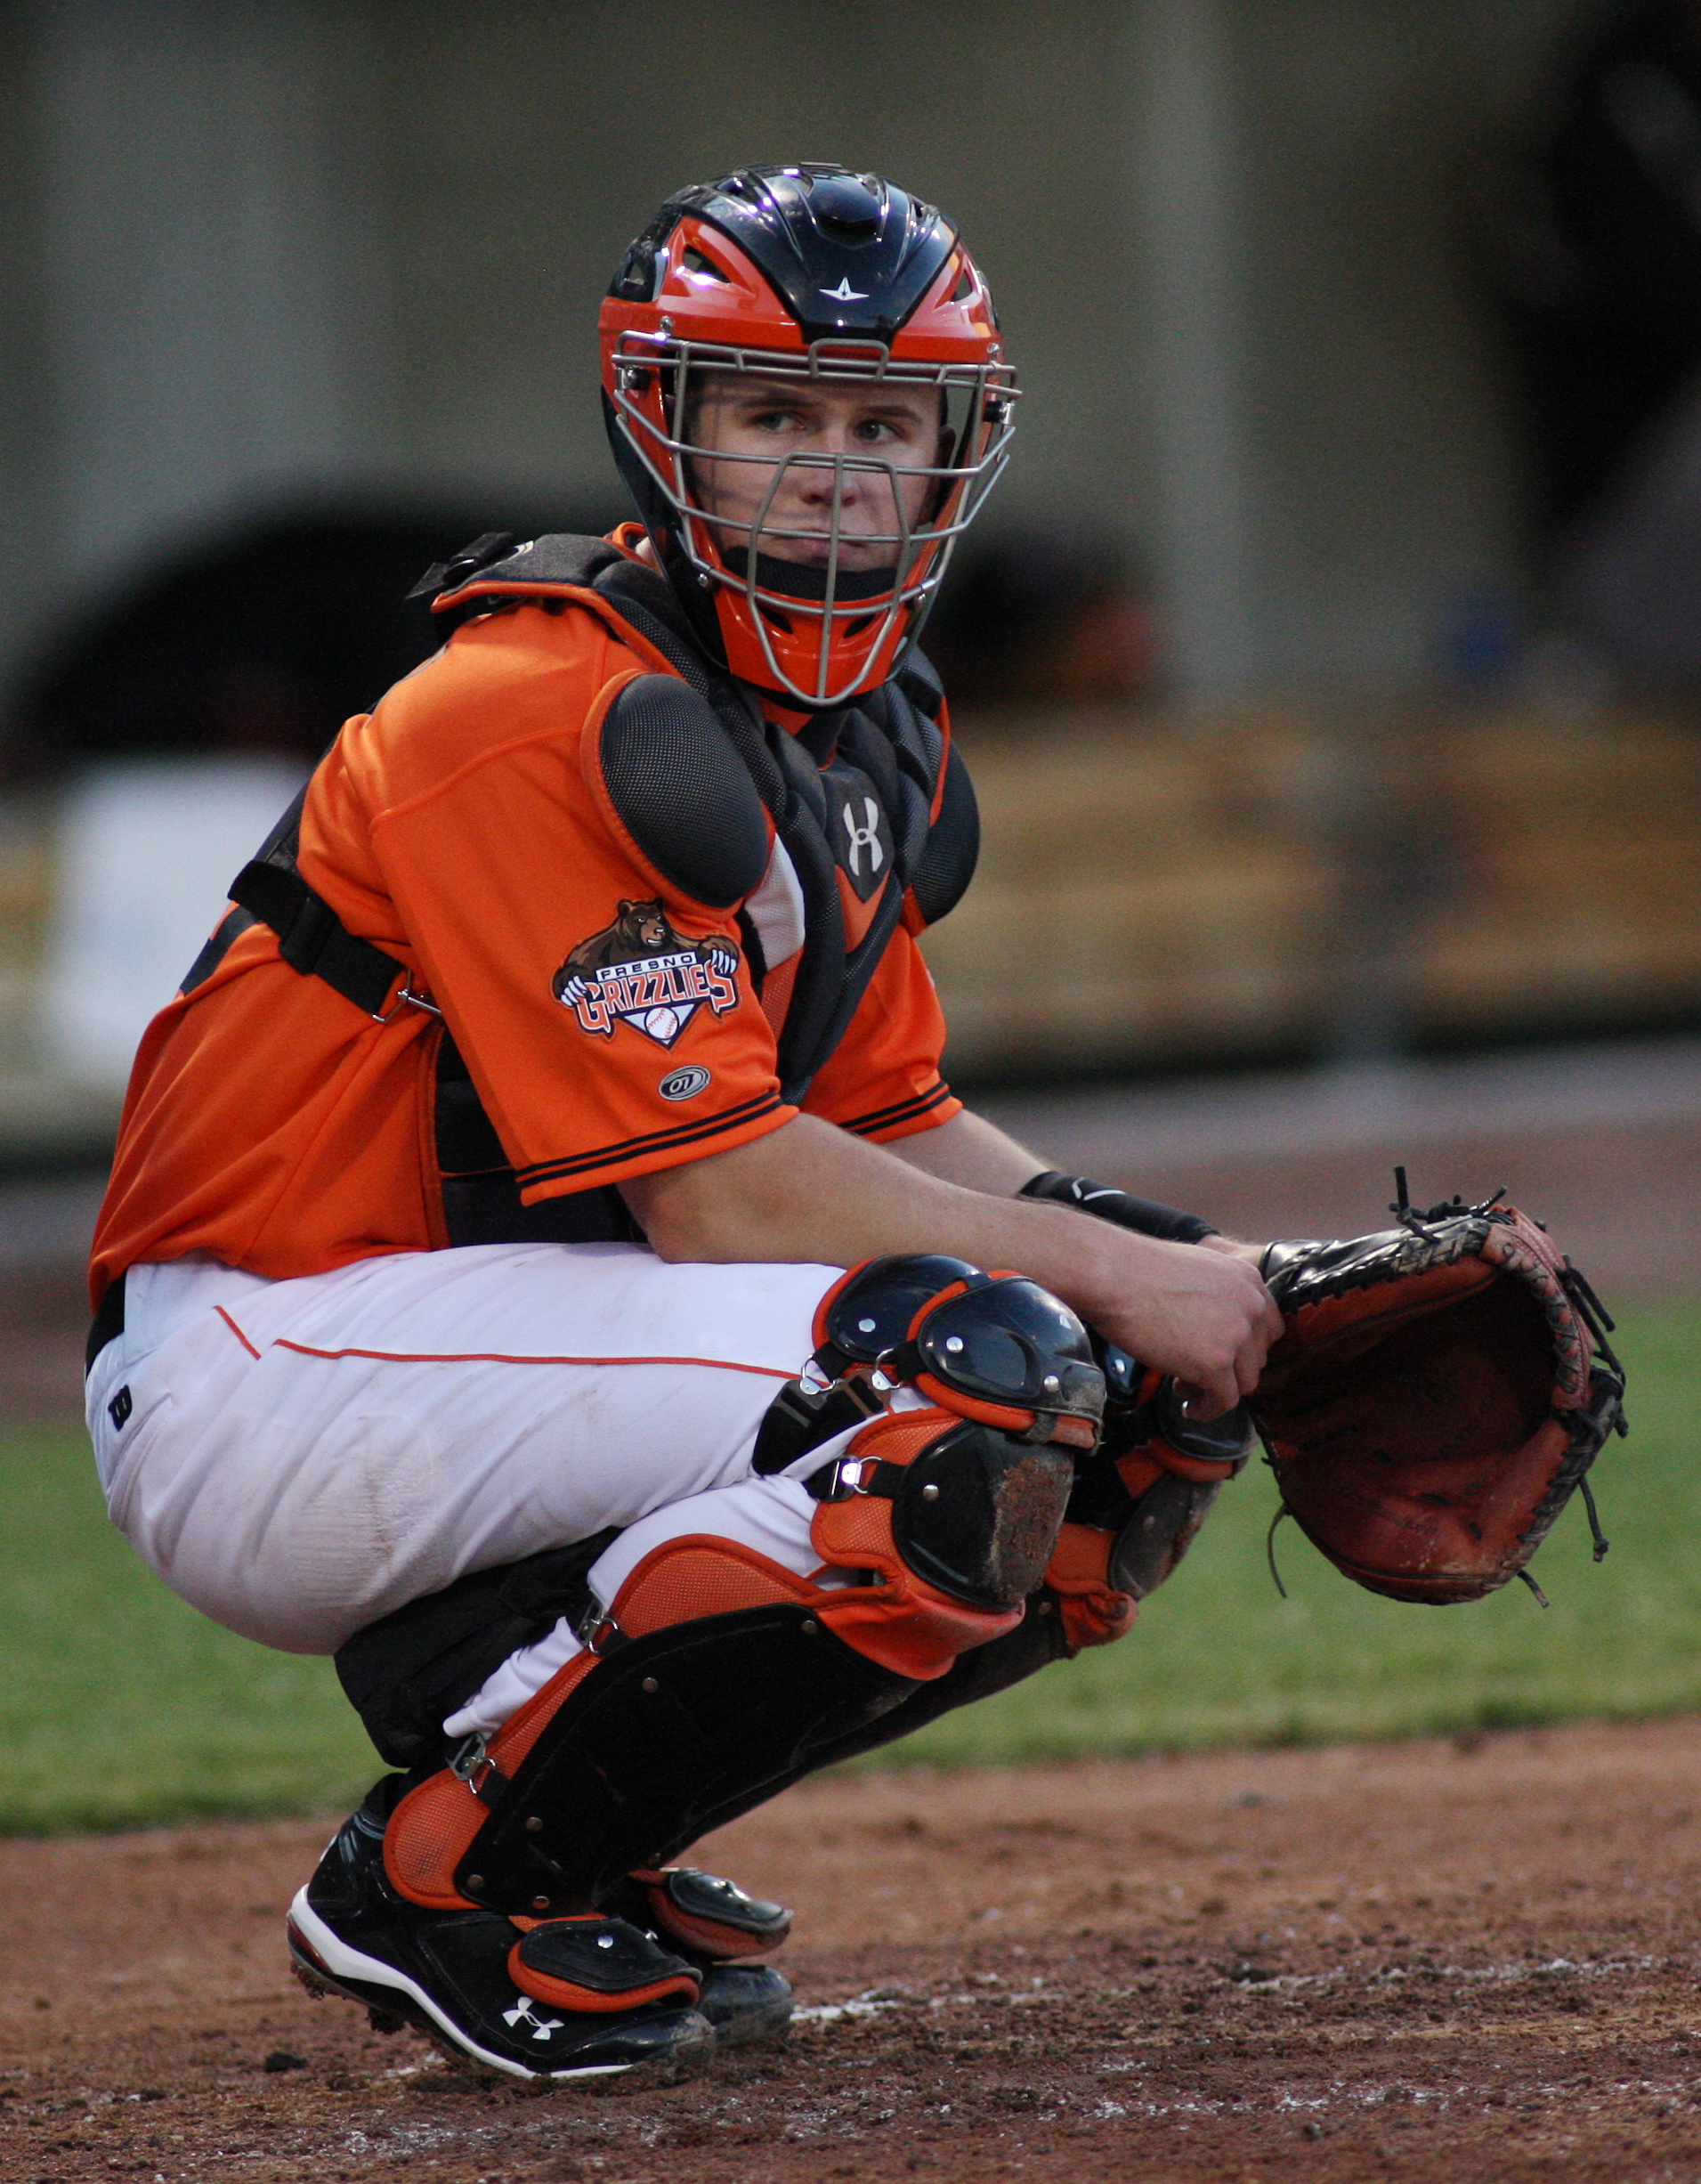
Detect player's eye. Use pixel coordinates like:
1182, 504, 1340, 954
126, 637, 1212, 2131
855, 411, 924, 445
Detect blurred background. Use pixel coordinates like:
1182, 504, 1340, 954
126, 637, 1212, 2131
4, 0, 1701, 1410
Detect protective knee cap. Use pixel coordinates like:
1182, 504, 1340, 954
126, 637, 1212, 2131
814, 1254, 1106, 1449
787, 1255, 1110, 1677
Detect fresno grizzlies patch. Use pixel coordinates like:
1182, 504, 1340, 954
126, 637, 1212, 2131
553, 898, 740, 1050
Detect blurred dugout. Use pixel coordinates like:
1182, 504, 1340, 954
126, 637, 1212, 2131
936, 703, 1701, 1080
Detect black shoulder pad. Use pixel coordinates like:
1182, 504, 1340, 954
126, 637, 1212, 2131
599, 673, 770, 908
909, 743, 979, 926
426, 532, 628, 615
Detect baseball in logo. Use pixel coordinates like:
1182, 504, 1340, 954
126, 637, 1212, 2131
553, 898, 740, 1049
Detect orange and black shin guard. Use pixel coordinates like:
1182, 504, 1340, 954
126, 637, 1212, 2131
382, 1535, 915, 1919
384, 1647, 602, 1912
796, 1257, 1114, 1674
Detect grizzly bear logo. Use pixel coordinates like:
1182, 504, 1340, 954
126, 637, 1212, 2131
554, 898, 740, 1049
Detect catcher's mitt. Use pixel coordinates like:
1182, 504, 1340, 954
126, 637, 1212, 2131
1250, 1181, 1627, 1605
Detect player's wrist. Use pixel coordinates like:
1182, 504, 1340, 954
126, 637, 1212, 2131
1017, 1170, 1219, 1246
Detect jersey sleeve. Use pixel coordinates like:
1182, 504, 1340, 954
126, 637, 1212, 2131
332, 648, 795, 1203
799, 921, 961, 1141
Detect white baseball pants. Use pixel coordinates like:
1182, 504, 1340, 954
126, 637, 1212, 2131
85, 1244, 866, 1735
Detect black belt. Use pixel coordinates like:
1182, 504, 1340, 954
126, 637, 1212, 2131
86, 1270, 126, 1374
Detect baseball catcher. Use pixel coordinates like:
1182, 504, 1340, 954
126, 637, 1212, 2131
82, 166, 1619, 2085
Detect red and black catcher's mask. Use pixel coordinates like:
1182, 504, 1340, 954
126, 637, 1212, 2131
600, 164, 1017, 710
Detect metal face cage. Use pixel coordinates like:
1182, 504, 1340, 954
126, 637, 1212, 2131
608, 329, 1019, 707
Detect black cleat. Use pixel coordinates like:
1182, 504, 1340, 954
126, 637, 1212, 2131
691, 1961, 795, 2046
286, 1783, 714, 2083
599, 1865, 794, 2048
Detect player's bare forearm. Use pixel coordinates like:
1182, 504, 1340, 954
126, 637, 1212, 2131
618, 1113, 1280, 1416
885, 1108, 1049, 1192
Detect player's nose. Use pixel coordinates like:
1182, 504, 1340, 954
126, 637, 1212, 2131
788, 453, 868, 511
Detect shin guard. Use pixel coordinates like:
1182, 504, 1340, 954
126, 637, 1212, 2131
389, 1254, 1106, 1920
806, 1406, 1072, 1677
1052, 1362, 1254, 1647
385, 1529, 914, 1918
385, 1646, 602, 1912
448, 1604, 910, 1915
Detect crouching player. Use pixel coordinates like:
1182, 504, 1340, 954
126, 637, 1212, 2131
85, 165, 1278, 2078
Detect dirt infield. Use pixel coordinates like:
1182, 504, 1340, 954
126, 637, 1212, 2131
6, 1720, 1701, 2183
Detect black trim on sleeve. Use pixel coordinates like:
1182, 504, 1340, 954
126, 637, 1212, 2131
838, 1080, 956, 1138
514, 1091, 788, 1189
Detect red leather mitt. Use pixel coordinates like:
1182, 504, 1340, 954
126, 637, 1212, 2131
1251, 1187, 1627, 1604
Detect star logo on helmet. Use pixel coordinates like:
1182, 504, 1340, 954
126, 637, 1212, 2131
821, 277, 869, 302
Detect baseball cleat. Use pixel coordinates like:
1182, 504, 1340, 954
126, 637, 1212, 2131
286, 1788, 713, 2082
686, 1961, 795, 2046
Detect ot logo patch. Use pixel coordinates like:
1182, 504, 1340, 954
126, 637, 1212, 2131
553, 898, 740, 1050
659, 1065, 711, 1100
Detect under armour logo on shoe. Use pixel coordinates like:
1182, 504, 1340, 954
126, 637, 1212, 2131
503, 1996, 565, 2042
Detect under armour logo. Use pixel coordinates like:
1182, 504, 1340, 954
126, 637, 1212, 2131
841, 796, 885, 878
503, 1997, 565, 2042
821, 276, 868, 302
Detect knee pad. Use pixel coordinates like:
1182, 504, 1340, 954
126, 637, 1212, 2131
768, 1254, 1107, 1679
1057, 1361, 1254, 1633
812, 1255, 1106, 1449
806, 1407, 1070, 1677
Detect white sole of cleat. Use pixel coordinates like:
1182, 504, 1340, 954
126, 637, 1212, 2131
286, 1888, 637, 2083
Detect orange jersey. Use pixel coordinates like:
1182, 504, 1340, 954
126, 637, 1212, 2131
91, 572, 962, 1303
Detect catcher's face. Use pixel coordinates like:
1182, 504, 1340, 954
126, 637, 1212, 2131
686, 372, 942, 575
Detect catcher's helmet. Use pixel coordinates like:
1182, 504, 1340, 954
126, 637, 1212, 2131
600, 164, 1017, 708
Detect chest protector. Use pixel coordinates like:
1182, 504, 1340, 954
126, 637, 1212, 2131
184, 534, 978, 1247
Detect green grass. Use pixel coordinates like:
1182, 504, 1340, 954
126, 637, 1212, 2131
0, 1427, 376, 1834
2, 1301, 1697, 1831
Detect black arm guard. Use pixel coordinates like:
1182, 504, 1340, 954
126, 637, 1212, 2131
1019, 1170, 1219, 1246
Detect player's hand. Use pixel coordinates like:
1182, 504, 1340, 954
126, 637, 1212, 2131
1195, 1234, 1269, 1270
1090, 1233, 1283, 1421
